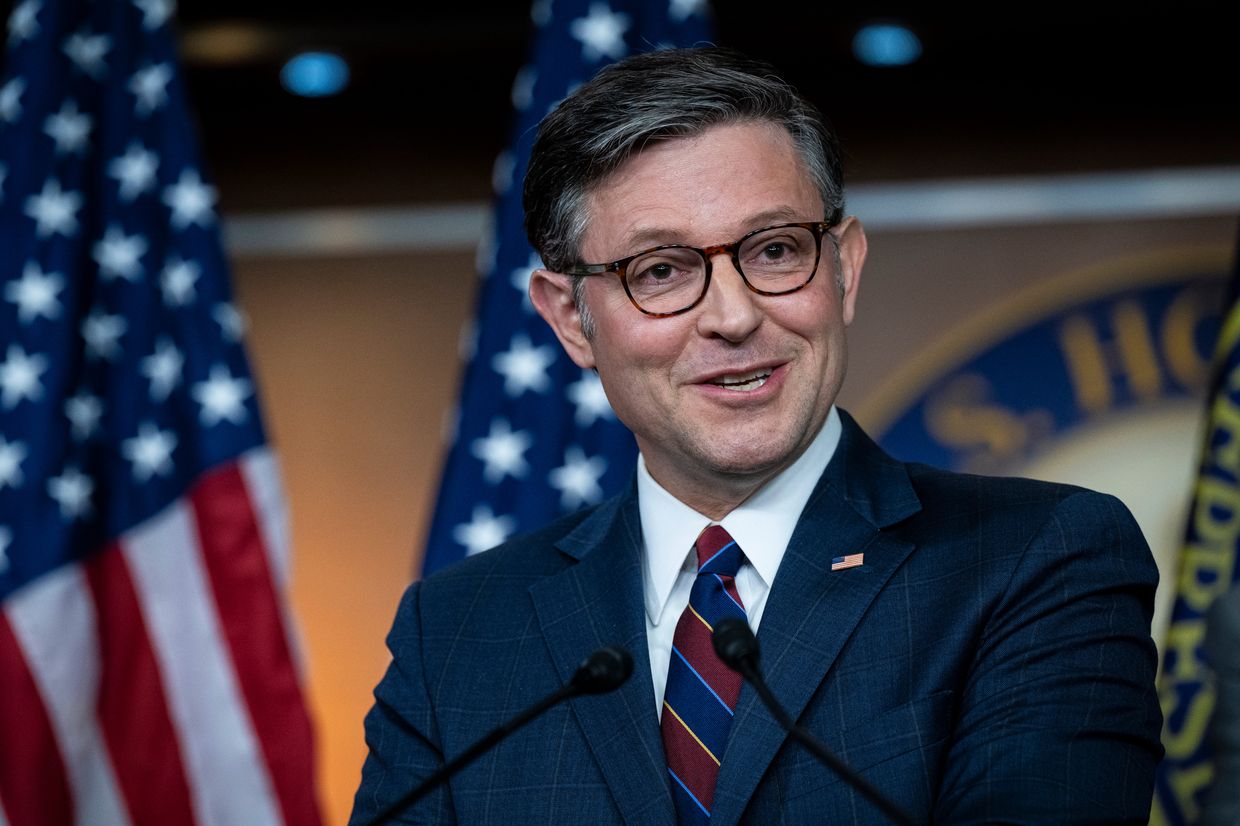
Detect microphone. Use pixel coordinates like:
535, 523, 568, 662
711, 619, 916, 826
370, 646, 633, 824
712, 614, 761, 677
571, 645, 634, 694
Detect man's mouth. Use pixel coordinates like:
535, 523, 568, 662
709, 369, 772, 392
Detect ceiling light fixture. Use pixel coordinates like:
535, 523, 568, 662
852, 23, 922, 67
280, 51, 349, 98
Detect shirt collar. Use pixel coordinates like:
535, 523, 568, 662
637, 406, 843, 627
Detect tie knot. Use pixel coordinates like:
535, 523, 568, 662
694, 525, 743, 577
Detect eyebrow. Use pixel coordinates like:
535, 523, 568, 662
618, 207, 811, 255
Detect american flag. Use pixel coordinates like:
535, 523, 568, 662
830, 553, 864, 572
421, 0, 714, 575
0, 1, 321, 824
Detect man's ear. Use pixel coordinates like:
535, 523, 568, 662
834, 216, 867, 326
529, 268, 596, 369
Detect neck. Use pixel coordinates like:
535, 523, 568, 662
640, 458, 788, 521
637, 408, 842, 520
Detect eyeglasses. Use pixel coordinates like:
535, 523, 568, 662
564, 221, 837, 317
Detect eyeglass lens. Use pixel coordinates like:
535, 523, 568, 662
625, 224, 818, 314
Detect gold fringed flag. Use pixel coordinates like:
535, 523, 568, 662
1153, 223, 1240, 825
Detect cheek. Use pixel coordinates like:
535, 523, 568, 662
595, 313, 685, 370
774, 297, 838, 348
591, 328, 687, 421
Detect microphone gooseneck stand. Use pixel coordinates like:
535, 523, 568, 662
712, 617, 917, 826
369, 646, 634, 824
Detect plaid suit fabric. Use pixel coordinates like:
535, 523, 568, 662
351, 413, 1163, 825
662, 525, 747, 823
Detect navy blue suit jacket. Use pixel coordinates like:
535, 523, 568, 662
351, 412, 1163, 824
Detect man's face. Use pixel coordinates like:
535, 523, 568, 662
533, 121, 866, 513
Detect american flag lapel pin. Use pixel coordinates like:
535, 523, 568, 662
831, 553, 864, 571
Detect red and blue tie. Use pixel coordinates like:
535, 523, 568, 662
662, 525, 747, 823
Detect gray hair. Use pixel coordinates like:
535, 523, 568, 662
523, 47, 845, 286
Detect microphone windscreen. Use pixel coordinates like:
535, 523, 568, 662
571, 646, 634, 694
712, 616, 759, 672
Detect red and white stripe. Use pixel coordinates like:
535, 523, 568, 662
0, 449, 320, 826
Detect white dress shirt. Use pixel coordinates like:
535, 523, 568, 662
638, 406, 842, 718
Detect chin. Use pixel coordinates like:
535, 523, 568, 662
700, 439, 800, 479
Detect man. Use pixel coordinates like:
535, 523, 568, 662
351, 48, 1163, 824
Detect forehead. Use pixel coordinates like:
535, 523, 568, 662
580, 121, 823, 259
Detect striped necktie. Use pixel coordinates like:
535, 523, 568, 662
662, 525, 747, 824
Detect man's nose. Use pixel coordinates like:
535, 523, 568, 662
696, 253, 762, 342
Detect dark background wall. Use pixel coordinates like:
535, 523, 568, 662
165, 2, 1240, 207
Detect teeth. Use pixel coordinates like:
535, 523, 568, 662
712, 370, 771, 391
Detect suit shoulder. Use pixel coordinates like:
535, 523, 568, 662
417, 499, 615, 603
389, 505, 604, 655
905, 461, 1125, 515
899, 463, 1147, 558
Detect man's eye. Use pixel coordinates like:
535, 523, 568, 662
641, 263, 676, 281
631, 259, 692, 285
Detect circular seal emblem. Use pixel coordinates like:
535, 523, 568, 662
862, 245, 1230, 648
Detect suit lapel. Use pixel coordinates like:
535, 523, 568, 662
530, 487, 676, 826
710, 413, 922, 826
